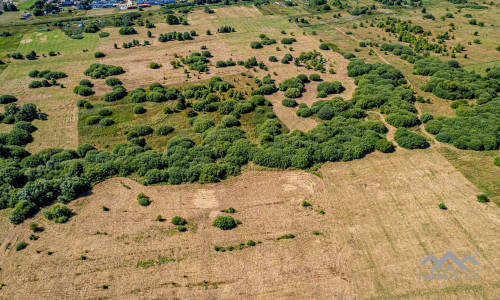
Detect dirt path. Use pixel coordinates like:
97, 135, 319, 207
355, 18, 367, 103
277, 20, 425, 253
367, 111, 399, 147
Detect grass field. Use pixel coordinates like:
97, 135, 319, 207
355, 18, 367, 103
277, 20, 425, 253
0, 149, 498, 298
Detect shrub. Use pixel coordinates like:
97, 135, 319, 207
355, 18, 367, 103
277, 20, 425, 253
281, 38, 296, 44
213, 215, 238, 230
375, 139, 393, 153
99, 117, 114, 126
394, 128, 427, 149
247, 240, 256, 246
13, 121, 36, 133
43, 205, 73, 223
9, 200, 37, 225
193, 119, 215, 133
269, 56, 278, 62
29, 222, 39, 232
317, 81, 343, 95
73, 85, 93, 96
133, 105, 146, 114
420, 112, 434, 123
319, 43, 330, 50
79, 79, 93, 87
250, 41, 262, 49
149, 62, 161, 69
15, 241, 27, 251
98, 109, 112, 116
171, 216, 187, 225
178, 225, 187, 232
94, 52, 105, 58
146, 92, 166, 103
99, 32, 110, 38
0, 95, 17, 104
284, 88, 301, 98
156, 125, 174, 135
105, 78, 122, 86
309, 74, 321, 81
84, 63, 124, 79
137, 193, 150, 206
438, 202, 447, 210
282, 98, 297, 107
476, 194, 489, 203
29, 81, 42, 89
133, 125, 153, 136
119, 27, 137, 35
85, 116, 101, 125
221, 115, 239, 127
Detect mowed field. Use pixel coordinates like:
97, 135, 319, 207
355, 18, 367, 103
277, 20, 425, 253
0, 148, 498, 299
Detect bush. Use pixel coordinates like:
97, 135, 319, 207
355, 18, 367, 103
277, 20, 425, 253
171, 216, 187, 225
438, 202, 447, 210
394, 128, 427, 149
250, 41, 262, 49
178, 225, 187, 232
43, 205, 73, 223
99, 117, 114, 126
15, 241, 27, 251
149, 62, 161, 69
29, 81, 42, 89
98, 109, 112, 116
13, 121, 36, 133
281, 38, 296, 44
309, 74, 321, 81
105, 78, 122, 86
193, 119, 215, 133
284, 88, 301, 98
213, 215, 238, 230
84, 63, 124, 79
137, 193, 150, 206
79, 79, 93, 87
9, 200, 37, 225
133, 105, 146, 114
221, 115, 239, 127
319, 43, 330, 50
119, 27, 137, 35
420, 112, 434, 123
375, 139, 393, 153
73, 85, 93, 96
94, 52, 105, 58
99, 32, 110, 38
0, 95, 17, 104
476, 194, 489, 203
269, 56, 278, 62
282, 98, 297, 107
131, 125, 153, 136
85, 116, 101, 125
317, 81, 343, 95
156, 125, 174, 135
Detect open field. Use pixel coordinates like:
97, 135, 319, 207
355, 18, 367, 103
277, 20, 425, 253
0, 149, 499, 298
0, 2, 499, 299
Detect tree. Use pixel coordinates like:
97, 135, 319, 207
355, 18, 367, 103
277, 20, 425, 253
213, 215, 238, 230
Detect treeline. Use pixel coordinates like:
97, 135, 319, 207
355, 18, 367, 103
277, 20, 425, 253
158, 31, 195, 42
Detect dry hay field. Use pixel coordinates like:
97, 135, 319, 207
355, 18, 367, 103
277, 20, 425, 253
0, 148, 499, 299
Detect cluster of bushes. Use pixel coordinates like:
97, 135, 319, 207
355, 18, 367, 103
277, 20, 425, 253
380, 43, 423, 64
214, 240, 258, 252
73, 85, 93, 96
394, 128, 428, 149
28, 70, 67, 80
0, 95, 17, 104
424, 99, 500, 150
217, 26, 235, 33
250, 34, 276, 49
281, 38, 297, 45
43, 204, 73, 223
279, 77, 305, 98
213, 215, 240, 230
137, 192, 150, 206
309, 0, 331, 11
317, 81, 343, 98
347, 60, 419, 128
118, 27, 137, 35
297, 50, 326, 71
215, 59, 236, 68
181, 52, 210, 73
415, 57, 499, 101
158, 31, 194, 42
306, 97, 366, 121
84, 63, 125, 79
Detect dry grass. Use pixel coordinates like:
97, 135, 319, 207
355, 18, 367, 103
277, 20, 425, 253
0, 149, 499, 298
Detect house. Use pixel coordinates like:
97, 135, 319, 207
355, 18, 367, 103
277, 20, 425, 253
137, 0, 156, 4
20, 12, 30, 20
157, 0, 175, 4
